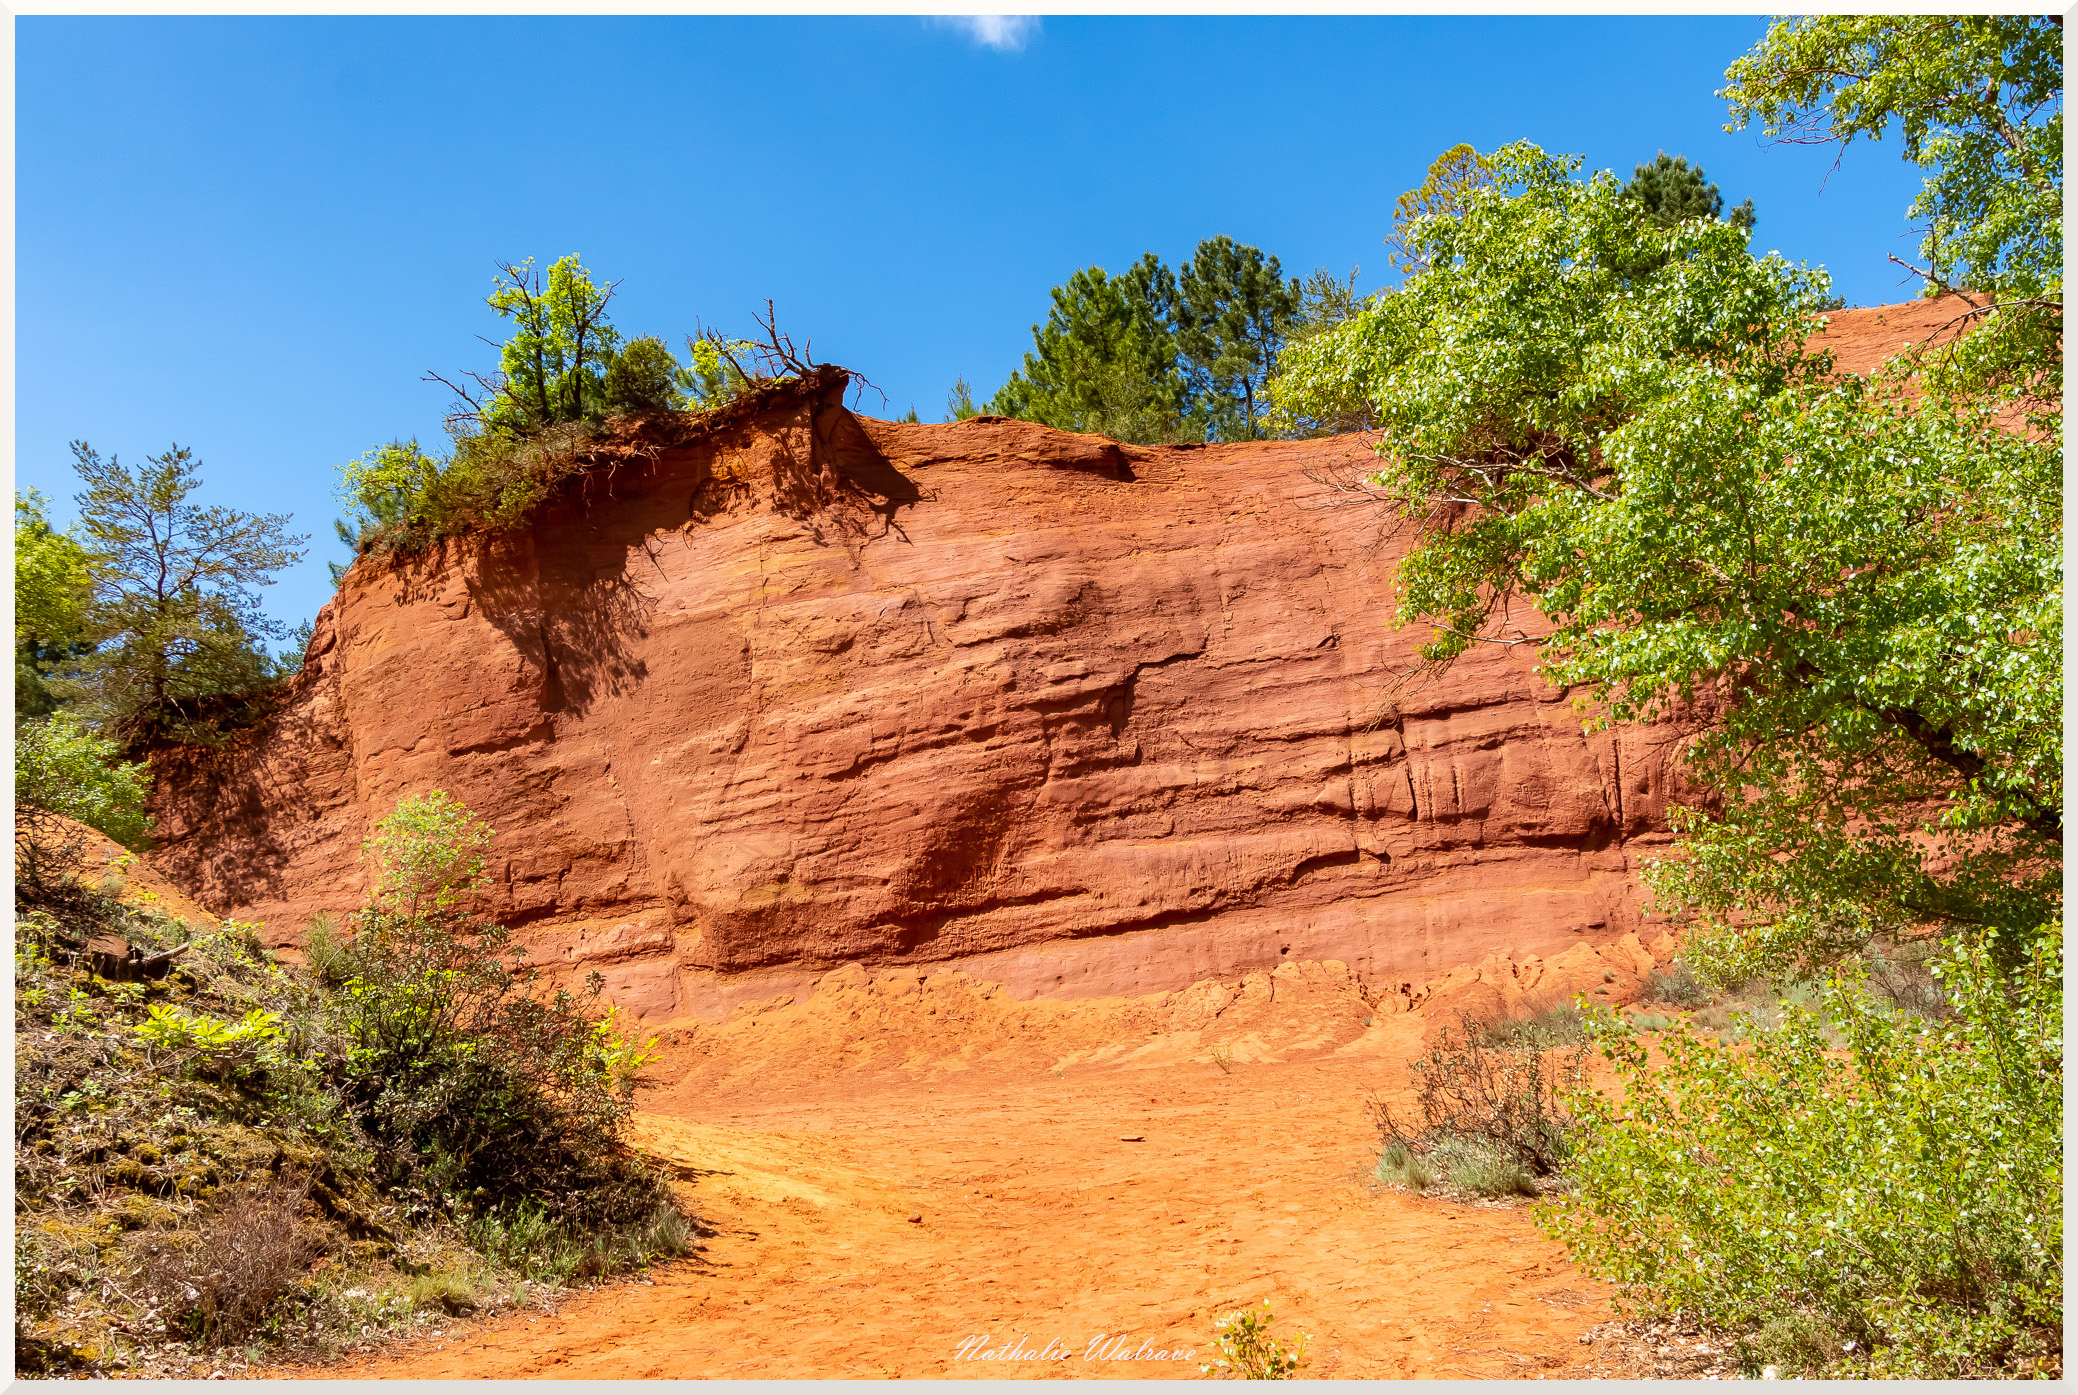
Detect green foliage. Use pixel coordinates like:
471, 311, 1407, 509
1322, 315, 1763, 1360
1722, 15, 2061, 424
1622, 151, 1755, 231
132, 1005, 286, 1081
14, 712, 152, 849
359, 790, 493, 920
337, 425, 591, 556
482, 255, 624, 432
1268, 139, 2058, 979
990, 240, 1303, 443
1383, 142, 1494, 276
16, 490, 93, 724
65, 442, 308, 745
1263, 267, 1374, 437
989, 258, 1197, 443
1174, 235, 1302, 441
1201, 1301, 1309, 1379
603, 334, 687, 416
340, 259, 705, 560
1544, 937, 2062, 1377
677, 334, 758, 409
944, 377, 980, 421
326, 791, 665, 1227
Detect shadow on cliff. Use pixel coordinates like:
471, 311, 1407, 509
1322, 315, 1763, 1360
462, 530, 656, 721
146, 713, 312, 916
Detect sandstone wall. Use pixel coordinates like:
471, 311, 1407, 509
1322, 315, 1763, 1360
148, 384, 1698, 1019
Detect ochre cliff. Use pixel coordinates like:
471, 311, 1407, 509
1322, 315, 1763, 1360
149, 370, 1712, 1020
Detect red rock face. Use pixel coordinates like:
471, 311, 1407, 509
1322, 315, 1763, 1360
148, 379, 1700, 1019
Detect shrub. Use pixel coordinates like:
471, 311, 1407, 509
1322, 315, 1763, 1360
339, 424, 592, 557
1201, 1301, 1308, 1379
1370, 1012, 1589, 1194
14, 713, 151, 849
327, 792, 671, 1229
605, 336, 685, 415
1639, 959, 1710, 1009
138, 1174, 320, 1346
1542, 934, 2062, 1378
1428, 1138, 1539, 1199
1374, 1140, 1433, 1191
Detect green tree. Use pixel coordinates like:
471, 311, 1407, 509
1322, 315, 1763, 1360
944, 377, 981, 421
1262, 266, 1373, 438
480, 255, 624, 432
1723, 14, 2061, 424
1383, 143, 1495, 276
1276, 71, 2060, 1365
1622, 151, 1756, 231
602, 335, 686, 416
15, 490, 93, 725
988, 260, 1196, 443
676, 333, 758, 410
1272, 141, 2057, 977
69, 443, 309, 743
1174, 235, 1302, 441
330, 791, 663, 1223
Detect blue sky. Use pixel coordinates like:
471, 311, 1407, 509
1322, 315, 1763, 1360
18, 15, 1931, 635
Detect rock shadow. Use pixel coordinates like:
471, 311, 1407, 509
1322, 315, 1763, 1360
462, 528, 656, 722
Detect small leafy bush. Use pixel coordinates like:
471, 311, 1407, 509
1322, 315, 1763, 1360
1542, 934, 2062, 1378
327, 792, 671, 1230
14, 713, 152, 849
1201, 1300, 1308, 1379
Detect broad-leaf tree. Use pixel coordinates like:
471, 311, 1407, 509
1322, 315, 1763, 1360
1723, 13, 2061, 428
1272, 139, 2057, 977
15, 490, 93, 725
1273, 19, 2061, 1368
481, 255, 623, 432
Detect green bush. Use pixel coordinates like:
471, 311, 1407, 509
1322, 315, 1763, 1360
338, 423, 593, 558
14, 712, 151, 848
327, 793, 667, 1229
1542, 934, 2062, 1378
1201, 1300, 1308, 1379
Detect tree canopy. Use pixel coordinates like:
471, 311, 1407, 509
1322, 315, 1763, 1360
987, 258, 1195, 443
1269, 137, 2058, 977
1723, 14, 2061, 423
15, 490, 93, 725
68, 443, 308, 744
1622, 151, 1755, 230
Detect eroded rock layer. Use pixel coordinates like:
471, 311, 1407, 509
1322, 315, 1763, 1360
149, 379, 1699, 1019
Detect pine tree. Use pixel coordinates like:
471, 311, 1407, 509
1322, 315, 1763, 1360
1174, 236, 1302, 442
987, 261, 1195, 443
1623, 152, 1757, 231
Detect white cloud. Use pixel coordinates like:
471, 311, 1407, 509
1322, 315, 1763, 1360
932, 15, 1041, 52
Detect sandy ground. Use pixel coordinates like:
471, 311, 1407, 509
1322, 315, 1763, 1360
296, 946, 1672, 1380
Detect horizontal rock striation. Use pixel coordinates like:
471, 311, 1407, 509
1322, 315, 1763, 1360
148, 374, 1703, 1019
